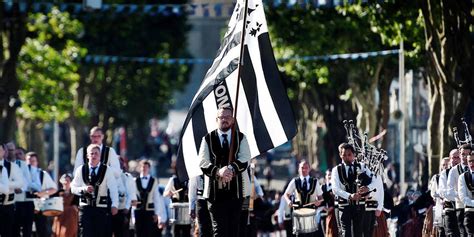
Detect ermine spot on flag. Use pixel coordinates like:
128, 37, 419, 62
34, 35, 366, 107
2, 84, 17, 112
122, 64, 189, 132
176, 0, 297, 181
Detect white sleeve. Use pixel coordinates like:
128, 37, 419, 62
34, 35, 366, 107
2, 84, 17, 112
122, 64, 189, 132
164, 177, 175, 198
42, 171, 58, 190
18, 161, 31, 191
254, 177, 264, 198
331, 166, 351, 200
188, 176, 198, 212
71, 167, 87, 195
277, 198, 286, 224
374, 175, 384, 210
9, 163, 25, 191
107, 148, 121, 178
153, 186, 167, 222
439, 171, 448, 199
283, 179, 296, 203
458, 174, 474, 207
106, 169, 119, 208
73, 148, 84, 176
429, 175, 438, 198
315, 179, 323, 197
0, 167, 9, 194
125, 174, 137, 209
446, 168, 458, 201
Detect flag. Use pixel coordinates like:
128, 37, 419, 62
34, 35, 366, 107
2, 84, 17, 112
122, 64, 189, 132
176, 0, 297, 180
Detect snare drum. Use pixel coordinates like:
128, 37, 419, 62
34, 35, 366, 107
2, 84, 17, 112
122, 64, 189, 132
292, 208, 318, 234
169, 202, 191, 225
41, 197, 64, 216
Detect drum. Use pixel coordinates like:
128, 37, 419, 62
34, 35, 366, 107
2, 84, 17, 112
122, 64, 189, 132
41, 197, 64, 216
292, 208, 318, 234
169, 202, 191, 225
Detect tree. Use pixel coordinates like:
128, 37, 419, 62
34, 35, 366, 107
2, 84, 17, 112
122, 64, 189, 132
16, 7, 86, 167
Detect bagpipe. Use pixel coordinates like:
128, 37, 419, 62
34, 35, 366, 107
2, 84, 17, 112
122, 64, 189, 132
453, 118, 472, 148
343, 120, 388, 182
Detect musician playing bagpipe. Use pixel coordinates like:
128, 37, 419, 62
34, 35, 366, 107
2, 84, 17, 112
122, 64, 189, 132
458, 150, 474, 237
438, 149, 461, 237
71, 144, 119, 237
283, 159, 323, 237
331, 143, 376, 237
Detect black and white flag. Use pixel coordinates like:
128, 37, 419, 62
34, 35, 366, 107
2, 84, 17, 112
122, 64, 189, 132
176, 0, 297, 180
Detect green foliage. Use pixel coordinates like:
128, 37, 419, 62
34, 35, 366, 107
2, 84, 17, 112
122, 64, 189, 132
17, 7, 87, 122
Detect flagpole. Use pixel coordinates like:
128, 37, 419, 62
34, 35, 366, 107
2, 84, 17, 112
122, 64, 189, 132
228, 0, 249, 164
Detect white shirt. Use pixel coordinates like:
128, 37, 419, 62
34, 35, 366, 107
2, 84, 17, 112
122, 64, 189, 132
71, 164, 119, 208
188, 175, 204, 212
0, 166, 9, 194
458, 171, 474, 207
331, 162, 376, 201
217, 129, 232, 147
0, 159, 25, 193
73, 145, 121, 178
29, 166, 57, 194
438, 168, 450, 199
446, 164, 467, 204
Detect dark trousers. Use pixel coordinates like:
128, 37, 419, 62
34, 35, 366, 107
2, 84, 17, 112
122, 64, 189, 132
207, 198, 243, 237
464, 211, 474, 237
444, 210, 460, 237
362, 210, 376, 237
196, 199, 212, 237
14, 201, 34, 237
112, 209, 130, 237
0, 204, 15, 237
239, 210, 257, 237
284, 219, 294, 237
79, 206, 111, 237
457, 209, 466, 237
173, 224, 191, 237
338, 205, 364, 237
134, 209, 160, 237
34, 212, 47, 237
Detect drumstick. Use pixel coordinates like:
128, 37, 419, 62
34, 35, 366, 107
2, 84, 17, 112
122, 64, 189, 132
172, 188, 184, 194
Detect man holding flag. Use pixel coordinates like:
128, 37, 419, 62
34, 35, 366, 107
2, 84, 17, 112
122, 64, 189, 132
199, 107, 250, 236
177, 0, 297, 234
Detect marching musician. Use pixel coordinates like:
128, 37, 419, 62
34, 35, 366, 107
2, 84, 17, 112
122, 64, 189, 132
360, 163, 384, 237
8, 145, 34, 237
331, 143, 375, 237
283, 159, 323, 236
429, 157, 450, 236
112, 157, 137, 237
321, 169, 338, 237
446, 144, 471, 237
0, 143, 25, 237
439, 149, 461, 236
26, 152, 58, 237
199, 107, 251, 237
73, 126, 121, 178
189, 174, 212, 237
239, 166, 264, 237
457, 151, 474, 237
134, 159, 167, 237
0, 145, 10, 237
71, 144, 119, 237
164, 173, 191, 237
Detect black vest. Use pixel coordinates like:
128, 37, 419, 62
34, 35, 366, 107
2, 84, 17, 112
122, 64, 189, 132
204, 130, 246, 201
294, 177, 317, 207
136, 177, 155, 210
80, 164, 108, 206
172, 176, 189, 203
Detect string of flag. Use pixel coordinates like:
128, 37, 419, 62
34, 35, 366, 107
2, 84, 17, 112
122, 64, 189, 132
2, 0, 383, 17
82, 49, 400, 65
